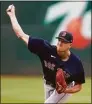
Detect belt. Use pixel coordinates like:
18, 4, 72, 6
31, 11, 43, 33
45, 80, 55, 88
46, 81, 52, 85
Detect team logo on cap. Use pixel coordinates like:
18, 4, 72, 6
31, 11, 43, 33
62, 32, 66, 37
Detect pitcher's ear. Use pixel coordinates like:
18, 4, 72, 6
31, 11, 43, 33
69, 43, 72, 48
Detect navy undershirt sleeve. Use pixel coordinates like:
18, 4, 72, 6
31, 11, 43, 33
28, 36, 45, 55
28, 36, 52, 56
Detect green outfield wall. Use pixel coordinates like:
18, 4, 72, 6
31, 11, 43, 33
1, 1, 91, 76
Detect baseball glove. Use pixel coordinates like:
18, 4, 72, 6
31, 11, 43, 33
56, 68, 67, 94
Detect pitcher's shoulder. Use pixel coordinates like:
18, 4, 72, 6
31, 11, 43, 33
71, 52, 82, 63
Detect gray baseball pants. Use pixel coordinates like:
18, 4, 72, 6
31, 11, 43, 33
44, 81, 75, 103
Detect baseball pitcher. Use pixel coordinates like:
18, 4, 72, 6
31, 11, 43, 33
6, 5, 85, 103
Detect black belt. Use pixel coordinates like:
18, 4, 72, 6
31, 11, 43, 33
45, 80, 55, 88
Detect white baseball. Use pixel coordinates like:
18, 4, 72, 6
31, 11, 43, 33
8, 5, 12, 10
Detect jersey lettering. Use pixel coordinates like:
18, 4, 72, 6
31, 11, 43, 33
63, 71, 70, 79
44, 60, 55, 71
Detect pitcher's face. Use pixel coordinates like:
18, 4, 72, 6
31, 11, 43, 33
56, 39, 72, 52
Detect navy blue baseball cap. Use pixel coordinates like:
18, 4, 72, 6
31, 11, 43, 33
56, 31, 73, 43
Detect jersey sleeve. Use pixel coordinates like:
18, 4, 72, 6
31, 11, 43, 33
28, 36, 49, 55
73, 61, 85, 84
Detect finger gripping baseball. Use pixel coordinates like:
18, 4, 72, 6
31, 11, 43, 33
56, 68, 67, 93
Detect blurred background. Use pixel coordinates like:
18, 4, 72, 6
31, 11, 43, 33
1, 1, 91, 103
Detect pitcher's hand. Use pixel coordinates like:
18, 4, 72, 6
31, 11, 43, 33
56, 82, 66, 94
6, 4, 15, 17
